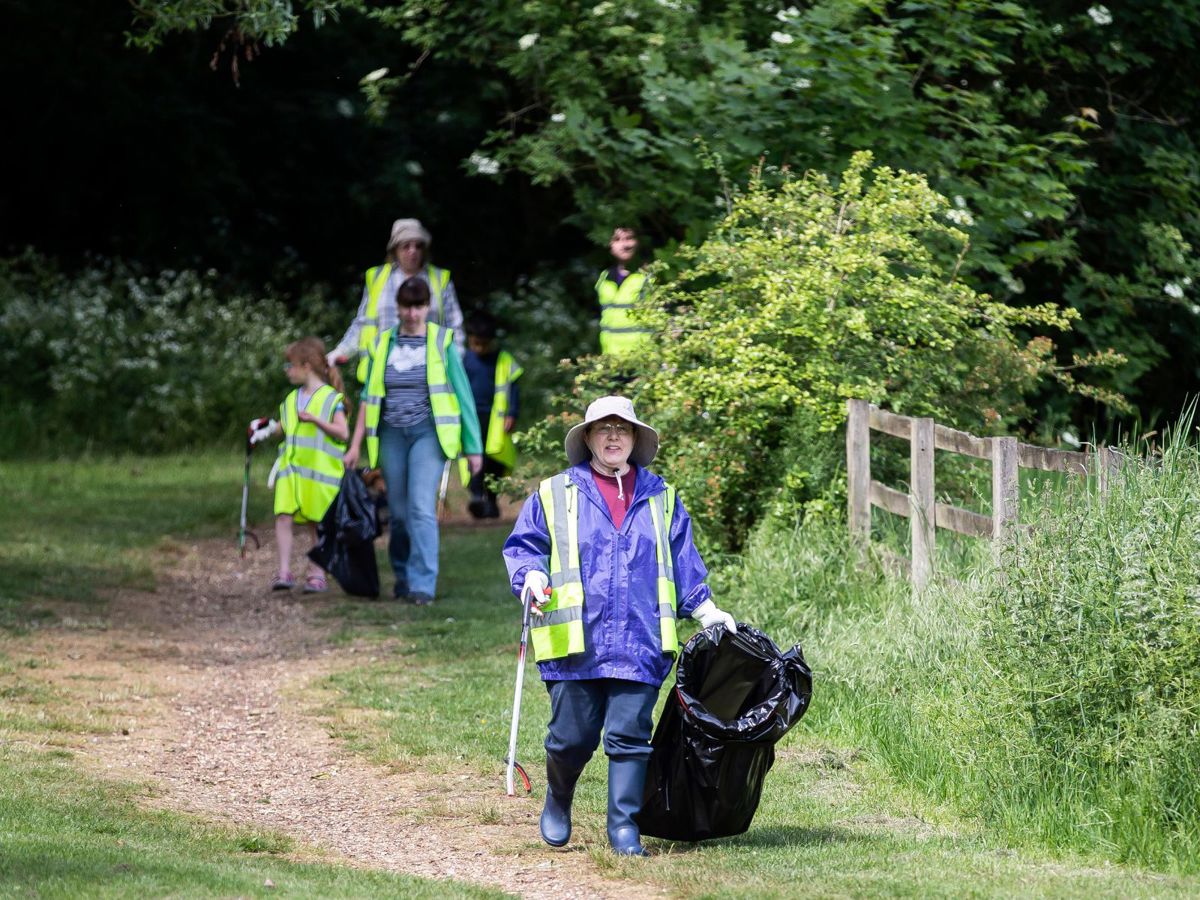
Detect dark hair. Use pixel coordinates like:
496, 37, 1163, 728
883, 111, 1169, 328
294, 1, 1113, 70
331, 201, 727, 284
465, 310, 498, 340
395, 277, 431, 308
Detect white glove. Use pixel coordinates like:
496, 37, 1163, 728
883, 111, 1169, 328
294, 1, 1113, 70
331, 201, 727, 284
521, 570, 551, 617
326, 350, 346, 368
694, 599, 737, 633
249, 418, 280, 445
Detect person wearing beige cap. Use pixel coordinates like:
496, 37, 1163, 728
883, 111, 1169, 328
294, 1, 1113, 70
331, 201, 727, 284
503, 395, 736, 857
328, 218, 465, 382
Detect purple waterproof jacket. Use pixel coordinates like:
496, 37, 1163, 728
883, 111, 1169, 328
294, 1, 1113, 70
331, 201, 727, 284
502, 461, 713, 687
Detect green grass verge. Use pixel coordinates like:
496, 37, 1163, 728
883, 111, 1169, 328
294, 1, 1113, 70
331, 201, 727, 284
0, 447, 271, 629
0, 745, 504, 899
0, 452, 502, 898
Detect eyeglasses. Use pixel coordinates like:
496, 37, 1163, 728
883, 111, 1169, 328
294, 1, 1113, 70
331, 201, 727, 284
593, 423, 632, 438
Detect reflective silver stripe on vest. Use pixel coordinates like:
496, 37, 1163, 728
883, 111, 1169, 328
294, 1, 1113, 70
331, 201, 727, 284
364, 396, 381, 407
433, 327, 450, 370
277, 465, 342, 488
429, 383, 455, 395
651, 492, 675, 581
318, 389, 337, 419
434, 416, 460, 427
548, 476, 572, 580
541, 605, 583, 627
659, 602, 677, 620
286, 434, 344, 460
603, 302, 638, 309
602, 325, 653, 334
549, 569, 581, 588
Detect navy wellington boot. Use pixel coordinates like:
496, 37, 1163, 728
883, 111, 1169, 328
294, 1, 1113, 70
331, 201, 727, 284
540, 755, 583, 847
606, 757, 650, 856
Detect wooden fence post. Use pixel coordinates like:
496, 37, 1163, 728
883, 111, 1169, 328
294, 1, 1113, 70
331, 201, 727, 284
1098, 446, 1120, 495
847, 399, 871, 548
910, 417, 935, 590
991, 436, 1019, 542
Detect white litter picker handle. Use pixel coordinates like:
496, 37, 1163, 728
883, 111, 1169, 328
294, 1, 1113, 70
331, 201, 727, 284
505, 584, 534, 797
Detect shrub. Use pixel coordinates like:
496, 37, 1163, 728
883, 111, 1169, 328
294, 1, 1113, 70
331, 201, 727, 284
0, 253, 341, 454
516, 153, 1118, 552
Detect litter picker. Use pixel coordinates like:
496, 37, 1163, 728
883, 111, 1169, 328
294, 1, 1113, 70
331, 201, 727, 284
505, 584, 535, 796
237, 436, 261, 557
436, 458, 453, 520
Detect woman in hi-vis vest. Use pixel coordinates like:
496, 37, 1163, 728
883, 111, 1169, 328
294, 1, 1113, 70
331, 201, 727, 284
343, 278, 482, 605
502, 396, 737, 856
327, 218, 466, 377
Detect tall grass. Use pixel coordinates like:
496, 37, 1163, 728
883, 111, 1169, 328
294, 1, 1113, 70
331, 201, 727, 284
724, 425, 1200, 872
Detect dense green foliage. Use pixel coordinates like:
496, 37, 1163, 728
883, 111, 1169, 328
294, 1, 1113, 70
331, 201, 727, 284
121, 0, 1200, 426
0, 255, 344, 453
724, 431, 1200, 870
635, 154, 1097, 547
513, 155, 1115, 549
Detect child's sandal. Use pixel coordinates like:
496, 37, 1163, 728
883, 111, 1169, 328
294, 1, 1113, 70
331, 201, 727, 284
272, 572, 295, 591
302, 574, 327, 594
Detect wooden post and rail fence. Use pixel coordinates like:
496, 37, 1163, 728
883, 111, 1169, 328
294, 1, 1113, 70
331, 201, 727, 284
846, 399, 1120, 589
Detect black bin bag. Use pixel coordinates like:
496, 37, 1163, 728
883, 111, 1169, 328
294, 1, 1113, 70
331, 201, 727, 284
308, 469, 380, 598
636, 623, 812, 842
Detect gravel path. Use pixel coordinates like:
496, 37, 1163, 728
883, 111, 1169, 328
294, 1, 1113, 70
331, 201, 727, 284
23, 536, 660, 899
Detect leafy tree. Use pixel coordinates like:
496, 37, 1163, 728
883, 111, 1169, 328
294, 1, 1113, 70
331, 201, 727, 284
529, 155, 1117, 550
115, 1, 1200, 433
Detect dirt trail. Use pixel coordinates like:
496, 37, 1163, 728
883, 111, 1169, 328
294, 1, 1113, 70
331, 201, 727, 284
14, 535, 659, 899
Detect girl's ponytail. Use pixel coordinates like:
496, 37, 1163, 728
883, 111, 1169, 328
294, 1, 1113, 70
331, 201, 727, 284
326, 361, 351, 419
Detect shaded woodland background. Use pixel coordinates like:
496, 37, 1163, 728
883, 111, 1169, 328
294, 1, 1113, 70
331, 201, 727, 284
4, 0, 1200, 443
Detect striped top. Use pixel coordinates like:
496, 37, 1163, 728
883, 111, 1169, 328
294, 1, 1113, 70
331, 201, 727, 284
382, 334, 432, 428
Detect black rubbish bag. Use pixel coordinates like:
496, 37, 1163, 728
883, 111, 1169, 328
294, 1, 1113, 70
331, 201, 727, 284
308, 469, 380, 598
636, 623, 813, 842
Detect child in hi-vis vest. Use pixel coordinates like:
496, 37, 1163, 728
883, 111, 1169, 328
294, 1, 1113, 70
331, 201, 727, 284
462, 311, 522, 519
248, 337, 349, 592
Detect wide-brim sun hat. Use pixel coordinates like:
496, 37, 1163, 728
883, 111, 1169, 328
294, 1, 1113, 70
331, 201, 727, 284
564, 396, 659, 467
387, 218, 433, 251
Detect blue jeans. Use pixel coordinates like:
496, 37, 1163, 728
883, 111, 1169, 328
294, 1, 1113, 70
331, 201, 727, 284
544, 679, 659, 767
378, 418, 445, 596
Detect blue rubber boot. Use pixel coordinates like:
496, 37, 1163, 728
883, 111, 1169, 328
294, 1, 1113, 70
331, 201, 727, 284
606, 757, 650, 857
540, 755, 583, 847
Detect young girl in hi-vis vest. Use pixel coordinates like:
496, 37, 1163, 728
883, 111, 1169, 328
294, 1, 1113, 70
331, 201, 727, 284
248, 337, 350, 593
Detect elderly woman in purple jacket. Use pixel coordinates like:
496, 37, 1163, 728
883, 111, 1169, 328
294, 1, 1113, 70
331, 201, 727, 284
502, 396, 736, 856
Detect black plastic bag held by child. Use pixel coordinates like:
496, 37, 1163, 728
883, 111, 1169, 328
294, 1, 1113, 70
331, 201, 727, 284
636, 623, 813, 842
308, 469, 380, 598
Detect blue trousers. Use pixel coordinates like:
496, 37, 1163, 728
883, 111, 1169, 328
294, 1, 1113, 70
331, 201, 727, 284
544, 679, 658, 768
377, 418, 445, 596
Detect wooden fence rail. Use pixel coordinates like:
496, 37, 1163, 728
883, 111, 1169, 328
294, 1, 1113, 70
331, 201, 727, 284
846, 399, 1120, 589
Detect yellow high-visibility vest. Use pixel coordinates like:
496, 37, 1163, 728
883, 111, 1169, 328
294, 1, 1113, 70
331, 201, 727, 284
273, 384, 345, 523
530, 472, 678, 662
361, 324, 461, 467
356, 264, 451, 383
458, 349, 524, 486
596, 269, 652, 356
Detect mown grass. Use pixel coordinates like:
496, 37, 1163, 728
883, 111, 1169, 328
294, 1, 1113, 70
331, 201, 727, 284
0, 745, 504, 898
0, 450, 503, 898
0, 447, 271, 629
